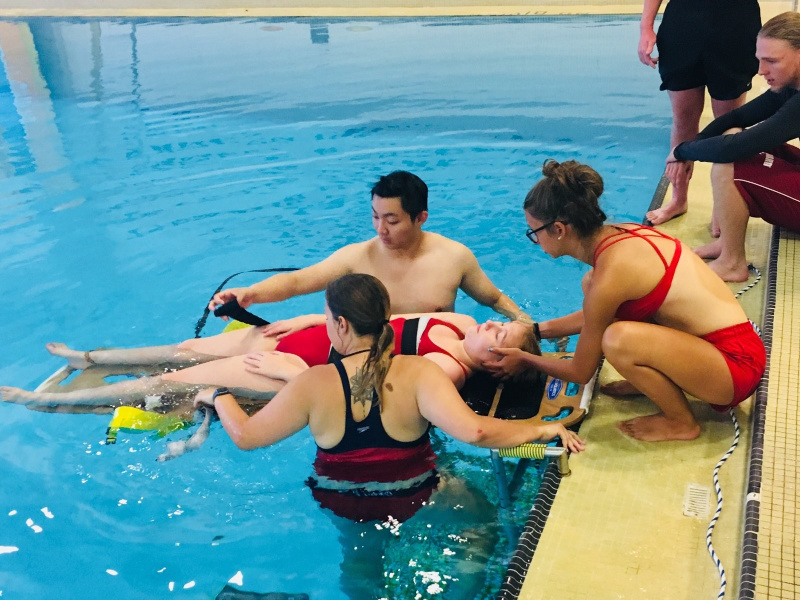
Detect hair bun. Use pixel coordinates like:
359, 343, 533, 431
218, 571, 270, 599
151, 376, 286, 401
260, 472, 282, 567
541, 159, 560, 178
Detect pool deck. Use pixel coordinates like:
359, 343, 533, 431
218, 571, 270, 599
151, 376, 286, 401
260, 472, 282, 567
2, 0, 643, 17
1, 3, 797, 599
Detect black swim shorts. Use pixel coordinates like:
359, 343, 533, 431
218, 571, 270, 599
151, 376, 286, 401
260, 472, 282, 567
656, 0, 761, 100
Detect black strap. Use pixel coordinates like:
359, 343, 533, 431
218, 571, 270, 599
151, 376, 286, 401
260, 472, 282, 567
213, 299, 270, 327
400, 317, 420, 356
194, 267, 298, 338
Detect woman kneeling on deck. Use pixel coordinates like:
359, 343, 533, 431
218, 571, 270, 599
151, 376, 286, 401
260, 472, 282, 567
489, 160, 766, 442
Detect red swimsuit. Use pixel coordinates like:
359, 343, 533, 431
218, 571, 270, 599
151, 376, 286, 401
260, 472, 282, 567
593, 224, 681, 322
595, 224, 765, 407
390, 316, 469, 377
275, 316, 468, 376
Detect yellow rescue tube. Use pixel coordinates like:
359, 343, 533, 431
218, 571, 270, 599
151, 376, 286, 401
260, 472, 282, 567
106, 406, 188, 444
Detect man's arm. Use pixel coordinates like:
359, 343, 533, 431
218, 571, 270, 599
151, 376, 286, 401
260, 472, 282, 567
638, 0, 663, 68
674, 92, 798, 163
457, 250, 530, 321
209, 244, 359, 311
693, 91, 781, 141
248, 246, 357, 302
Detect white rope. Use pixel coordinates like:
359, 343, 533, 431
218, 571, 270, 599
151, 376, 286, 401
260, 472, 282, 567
705, 264, 759, 599
706, 410, 740, 600
734, 264, 761, 299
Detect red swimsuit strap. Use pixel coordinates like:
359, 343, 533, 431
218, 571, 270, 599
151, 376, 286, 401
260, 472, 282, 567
593, 224, 674, 268
419, 318, 469, 378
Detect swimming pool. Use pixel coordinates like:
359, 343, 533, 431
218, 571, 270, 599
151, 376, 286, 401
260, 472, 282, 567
0, 16, 669, 599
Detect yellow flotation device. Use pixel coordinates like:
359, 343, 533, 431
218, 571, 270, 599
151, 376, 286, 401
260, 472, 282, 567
105, 406, 189, 444
103, 319, 249, 443
498, 443, 548, 459
222, 320, 252, 333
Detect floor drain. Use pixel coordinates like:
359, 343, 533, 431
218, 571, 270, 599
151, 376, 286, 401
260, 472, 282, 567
683, 483, 711, 518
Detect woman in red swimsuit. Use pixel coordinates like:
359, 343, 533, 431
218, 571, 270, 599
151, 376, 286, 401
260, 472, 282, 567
490, 160, 766, 442
194, 272, 584, 454
0, 299, 538, 408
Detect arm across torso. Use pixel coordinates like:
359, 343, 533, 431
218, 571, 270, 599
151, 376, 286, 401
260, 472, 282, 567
675, 89, 800, 163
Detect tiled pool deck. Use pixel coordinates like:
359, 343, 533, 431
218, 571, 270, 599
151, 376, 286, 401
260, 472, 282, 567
1, 2, 796, 598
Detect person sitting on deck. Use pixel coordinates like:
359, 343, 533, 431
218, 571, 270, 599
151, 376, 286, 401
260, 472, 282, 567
666, 12, 800, 282
487, 160, 766, 442
209, 169, 531, 320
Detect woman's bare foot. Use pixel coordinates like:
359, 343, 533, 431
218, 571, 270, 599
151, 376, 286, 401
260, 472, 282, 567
693, 240, 722, 260
646, 199, 687, 226
0, 386, 40, 405
600, 380, 641, 396
46, 343, 92, 369
617, 414, 701, 442
707, 258, 750, 283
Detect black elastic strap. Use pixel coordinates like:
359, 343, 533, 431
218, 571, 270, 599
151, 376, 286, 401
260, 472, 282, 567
213, 299, 270, 327
194, 267, 298, 338
400, 318, 420, 356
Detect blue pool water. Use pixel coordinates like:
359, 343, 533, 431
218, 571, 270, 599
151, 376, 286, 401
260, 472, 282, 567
0, 16, 669, 599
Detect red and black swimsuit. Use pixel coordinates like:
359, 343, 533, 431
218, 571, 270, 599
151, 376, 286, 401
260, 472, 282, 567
275, 317, 468, 375
307, 359, 439, 523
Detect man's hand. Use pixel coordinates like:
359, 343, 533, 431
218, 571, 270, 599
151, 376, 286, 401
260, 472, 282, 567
665, 150, 694, 188
638, 28, 658, 68
208, 287, 254, 317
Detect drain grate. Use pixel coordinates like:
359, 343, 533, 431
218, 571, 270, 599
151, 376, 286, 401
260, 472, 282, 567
683, 483, 711, 518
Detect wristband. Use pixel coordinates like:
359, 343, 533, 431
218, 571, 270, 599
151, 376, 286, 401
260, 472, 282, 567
212, 387, 232, 402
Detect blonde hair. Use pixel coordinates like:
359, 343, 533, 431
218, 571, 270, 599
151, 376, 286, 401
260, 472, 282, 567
760, 12, 800, 49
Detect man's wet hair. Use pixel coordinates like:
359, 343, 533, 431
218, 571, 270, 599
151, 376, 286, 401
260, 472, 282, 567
371, 171, 428, 221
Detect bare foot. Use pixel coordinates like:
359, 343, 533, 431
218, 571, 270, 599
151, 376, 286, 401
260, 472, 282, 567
46, 342, 91, 369
600, 380, 641, 396
646, 200, 687, 226
0, 386, 38, 405
617, 414, 701, 441
693, 240, 722, 260
707, 258, 750, 282
709, 221, 720, 238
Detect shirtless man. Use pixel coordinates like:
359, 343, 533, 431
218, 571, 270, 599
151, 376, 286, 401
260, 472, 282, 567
210, 170, 529, 320
0, 171, 531, 408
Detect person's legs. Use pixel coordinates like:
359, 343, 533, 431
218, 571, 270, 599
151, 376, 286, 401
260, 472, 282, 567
0, 374, 198, 407
601, 321, 735, 441
707, 94, 749, 236
646, 87, 705, 225
0, 353, 292, 407
709, 94, 748, 119
694, 162, 751, 282
46, 325, 277, 369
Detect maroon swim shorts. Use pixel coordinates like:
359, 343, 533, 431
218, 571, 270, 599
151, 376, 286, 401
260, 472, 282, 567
733, 144, 800, 233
